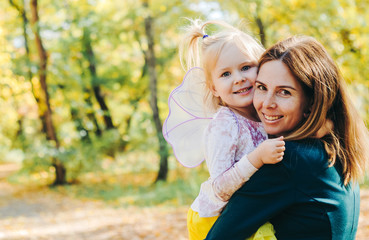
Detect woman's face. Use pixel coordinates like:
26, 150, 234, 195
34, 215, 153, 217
253, 60, 310, 136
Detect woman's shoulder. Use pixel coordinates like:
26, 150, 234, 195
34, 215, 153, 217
283, 138, 329, 172
285, 138, 323, 149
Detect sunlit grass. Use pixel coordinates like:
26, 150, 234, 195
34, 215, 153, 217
6, 157, 209, 208
55, 166, 208, 207
7, 154, 368, 208
7, 166, 55, 187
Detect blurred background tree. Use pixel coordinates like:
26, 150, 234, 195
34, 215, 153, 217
0, 0, 368, 186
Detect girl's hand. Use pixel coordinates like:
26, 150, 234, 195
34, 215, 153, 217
248, 136, 285, 169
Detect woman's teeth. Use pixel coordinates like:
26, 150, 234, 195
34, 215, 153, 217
264, 115, 281, 121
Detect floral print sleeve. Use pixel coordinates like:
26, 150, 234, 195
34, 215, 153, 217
190, 107, 266, 217
204, 108, 240, 179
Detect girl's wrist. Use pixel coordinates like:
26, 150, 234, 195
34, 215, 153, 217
247, 150, 263, 169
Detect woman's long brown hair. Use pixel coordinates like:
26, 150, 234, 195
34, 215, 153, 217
258, 36, 369, 185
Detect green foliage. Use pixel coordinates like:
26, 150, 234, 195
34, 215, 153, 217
12, 128, 128, 183
361, 172, 369, 188
0, 0, 368, 184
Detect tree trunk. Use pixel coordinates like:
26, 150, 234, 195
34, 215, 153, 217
66, 91, 91, 142
255, 16, 266, 47
82, 28, 115, 130
340, 29, 359, 54
29, 0, 66, 185
254, 1, 266, 47
83, 87, 102, 136
92, 85, 114, 130
76, 58, 102, 136
143, 0, 169, 182
8, 0, 49, 137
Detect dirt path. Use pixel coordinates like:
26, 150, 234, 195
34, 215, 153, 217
0, 181, 188, 240
358, 189, 369, 239
0, 164, 368, 239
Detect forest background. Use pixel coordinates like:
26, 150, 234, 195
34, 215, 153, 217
0, 0, 368, 239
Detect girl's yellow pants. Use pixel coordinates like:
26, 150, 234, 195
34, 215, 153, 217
187, 208, 276, 240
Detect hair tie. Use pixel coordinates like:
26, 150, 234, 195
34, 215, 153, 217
202, 34, 209, 39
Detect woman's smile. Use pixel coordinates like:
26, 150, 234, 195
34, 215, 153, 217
262, 114, 283, 121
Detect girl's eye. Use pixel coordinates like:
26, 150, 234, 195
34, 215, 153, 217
241, 65, 251, 71
221, 72, 231, 77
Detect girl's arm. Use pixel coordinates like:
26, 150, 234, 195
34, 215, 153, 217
206, 161, 294, 240
204, 109, 242, 179
212, 137, 285, 201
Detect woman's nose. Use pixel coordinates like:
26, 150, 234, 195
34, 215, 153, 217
263, 94, 277, 108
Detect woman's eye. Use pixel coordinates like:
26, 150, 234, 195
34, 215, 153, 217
256, 84, 266, 91
279, 89, 291, 96
221, 72, 231, 77
241, 65, 251, 71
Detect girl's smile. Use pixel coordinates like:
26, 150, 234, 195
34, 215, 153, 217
211, 43, 258, 119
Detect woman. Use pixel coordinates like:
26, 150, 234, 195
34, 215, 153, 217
205, 35, 369, 240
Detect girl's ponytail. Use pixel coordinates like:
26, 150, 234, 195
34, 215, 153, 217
179, 19, 206, 71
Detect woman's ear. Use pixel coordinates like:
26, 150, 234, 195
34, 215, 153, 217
303, 99, 314, 118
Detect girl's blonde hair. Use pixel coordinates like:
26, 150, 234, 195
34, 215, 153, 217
258, 35, 369, 185
179, 19, 264, 110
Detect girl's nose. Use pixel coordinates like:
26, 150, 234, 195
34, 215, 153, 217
234, 72, 246, 85
234, 78, 246, 85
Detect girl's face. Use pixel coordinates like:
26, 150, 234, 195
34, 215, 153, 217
253, 60, 309, 137
211, 43, 258, 117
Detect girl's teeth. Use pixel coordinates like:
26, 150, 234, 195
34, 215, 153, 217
235, 87, 251, 93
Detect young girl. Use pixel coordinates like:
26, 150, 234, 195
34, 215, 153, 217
163, 19, 285, 240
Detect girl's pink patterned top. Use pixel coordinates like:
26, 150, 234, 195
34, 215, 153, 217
191, 106, 267, 217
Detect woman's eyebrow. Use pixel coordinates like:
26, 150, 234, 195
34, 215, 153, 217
255, 80, 265, 84
277, 85, 297, 90
255, 80, 297, 90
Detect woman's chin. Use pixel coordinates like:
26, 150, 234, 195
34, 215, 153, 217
264, 127, 285, 137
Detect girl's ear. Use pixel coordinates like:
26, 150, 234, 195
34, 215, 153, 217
211, 84, 220, 97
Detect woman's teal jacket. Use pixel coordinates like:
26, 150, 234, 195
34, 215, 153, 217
205, 139, 360, 240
